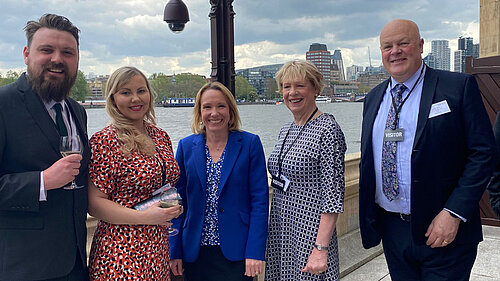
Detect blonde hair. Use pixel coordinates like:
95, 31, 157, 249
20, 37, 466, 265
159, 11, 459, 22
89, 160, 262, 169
275, 60, 325, 95
105, 66, 157, 156
191, 81, 241, 134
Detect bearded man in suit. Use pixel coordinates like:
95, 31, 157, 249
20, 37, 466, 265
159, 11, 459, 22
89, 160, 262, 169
359, 19, 496, 281
0, 14, 89, 280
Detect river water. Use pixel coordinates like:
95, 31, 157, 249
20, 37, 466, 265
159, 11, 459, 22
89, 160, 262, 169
87, 102, 363, 157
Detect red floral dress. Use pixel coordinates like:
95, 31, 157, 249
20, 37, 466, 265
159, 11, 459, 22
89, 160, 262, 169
88, 124, 180, 281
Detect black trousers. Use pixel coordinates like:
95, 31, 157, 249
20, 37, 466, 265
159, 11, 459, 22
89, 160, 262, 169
39, 252, 88, 281
380, 209, 478, 281
184, 246, 252, 281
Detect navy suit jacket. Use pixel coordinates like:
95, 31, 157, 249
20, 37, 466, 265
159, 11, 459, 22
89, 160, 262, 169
359, 67, 496, 249
0, 74, 89, 280
169, 130, 269, 262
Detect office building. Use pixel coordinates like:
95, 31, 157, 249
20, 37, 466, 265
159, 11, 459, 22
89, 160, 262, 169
346, 65, 364, 81
306, 43, 332, 84
332, 49, 345, 81
431, 40, 450, 71
423, 53, 435, 69
236, 63, 283, 96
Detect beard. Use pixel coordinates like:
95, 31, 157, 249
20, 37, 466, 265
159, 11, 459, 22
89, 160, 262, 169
27, 62, 77, 102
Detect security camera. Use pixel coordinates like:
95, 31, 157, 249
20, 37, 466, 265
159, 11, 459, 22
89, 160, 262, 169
168, 22, 185, 34
164, 0, 189, 34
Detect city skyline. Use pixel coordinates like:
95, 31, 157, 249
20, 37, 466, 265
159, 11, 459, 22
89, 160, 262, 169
0, 0, 480, 77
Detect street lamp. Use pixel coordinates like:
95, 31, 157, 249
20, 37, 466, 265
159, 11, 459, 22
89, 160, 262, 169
163, 0, 236, 95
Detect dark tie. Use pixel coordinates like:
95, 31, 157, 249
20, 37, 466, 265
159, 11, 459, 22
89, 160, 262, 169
53, 103, 68, 136
382, 83, 407, 201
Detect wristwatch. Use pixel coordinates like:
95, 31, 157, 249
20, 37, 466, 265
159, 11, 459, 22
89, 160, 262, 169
314, 243, 328, 251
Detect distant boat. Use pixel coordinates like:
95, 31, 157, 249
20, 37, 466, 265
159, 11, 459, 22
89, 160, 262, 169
315, 96, 332, 103
163, 97, 195, 107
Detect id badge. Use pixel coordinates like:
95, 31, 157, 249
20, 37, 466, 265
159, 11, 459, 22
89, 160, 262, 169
271, 174, 290, 192
384, 128, 404, 142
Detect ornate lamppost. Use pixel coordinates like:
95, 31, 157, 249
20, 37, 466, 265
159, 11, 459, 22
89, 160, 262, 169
164, 0, 236, 95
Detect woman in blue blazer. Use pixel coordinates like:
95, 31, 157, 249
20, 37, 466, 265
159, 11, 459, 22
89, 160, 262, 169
169, 82, 269, 281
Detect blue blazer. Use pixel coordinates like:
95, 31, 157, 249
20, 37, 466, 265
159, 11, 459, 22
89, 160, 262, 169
169, 130, 269, 262
359, 67, 496, 249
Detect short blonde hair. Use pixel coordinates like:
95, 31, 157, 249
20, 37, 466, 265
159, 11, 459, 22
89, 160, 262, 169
191, 81, 241, 134
275, 60, 325, 94
105, 66, 157, 156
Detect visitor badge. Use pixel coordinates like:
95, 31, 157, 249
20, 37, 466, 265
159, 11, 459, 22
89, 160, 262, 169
271, 174, 290, 192
384, 129, 404, 142
429, 100, 451, 119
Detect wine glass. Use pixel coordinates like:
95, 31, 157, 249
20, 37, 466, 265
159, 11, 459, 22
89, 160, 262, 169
59, 135, 83, 190
160, 186, 183, 236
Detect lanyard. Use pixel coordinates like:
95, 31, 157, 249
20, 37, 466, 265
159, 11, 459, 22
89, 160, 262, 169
388, 64, 425, 130
276, 107, 318, 177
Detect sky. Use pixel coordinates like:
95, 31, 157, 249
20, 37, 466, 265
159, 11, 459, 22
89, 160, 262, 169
0, 0, 480, 78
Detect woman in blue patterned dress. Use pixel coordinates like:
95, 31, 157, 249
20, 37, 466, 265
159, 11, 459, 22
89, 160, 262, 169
265, 60, 346, 281
169, 82, 269, 281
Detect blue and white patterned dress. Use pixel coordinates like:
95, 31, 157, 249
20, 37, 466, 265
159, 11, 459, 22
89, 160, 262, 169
200, 145, 226, 246
265, 113, 346, 281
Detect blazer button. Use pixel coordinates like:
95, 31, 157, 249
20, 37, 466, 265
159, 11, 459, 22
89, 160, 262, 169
219, 207, 224, 213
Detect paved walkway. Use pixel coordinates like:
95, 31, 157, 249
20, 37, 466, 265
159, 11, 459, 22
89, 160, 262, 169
341, 225, 500, 281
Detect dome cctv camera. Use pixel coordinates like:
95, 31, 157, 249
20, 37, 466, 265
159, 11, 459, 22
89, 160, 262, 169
164, 0, 189, 34
168, 22, 185, 34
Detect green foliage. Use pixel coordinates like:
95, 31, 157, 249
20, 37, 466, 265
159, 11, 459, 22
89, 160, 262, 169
358, 85, 372, 93
235, 75, 257, 102
149, 73, 206, 103
0, 71, 20, 87
263, 77, 280, 100
70, 70, 91, 102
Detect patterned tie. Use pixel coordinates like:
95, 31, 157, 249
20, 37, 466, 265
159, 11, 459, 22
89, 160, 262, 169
382, 83, 406, 201
53, 103, 68, 136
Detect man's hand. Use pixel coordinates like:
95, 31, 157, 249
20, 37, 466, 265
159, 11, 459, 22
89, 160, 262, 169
43, 154, 82, 190
425, 210, 461, 248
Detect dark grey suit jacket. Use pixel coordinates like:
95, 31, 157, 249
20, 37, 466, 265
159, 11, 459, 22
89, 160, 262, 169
359, 67, 496, 249
0, 73, 90, 280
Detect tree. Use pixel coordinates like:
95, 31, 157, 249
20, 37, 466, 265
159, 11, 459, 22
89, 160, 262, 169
70, 70, 91, 102
235, 75, 257, 101
358, 85, 372, 94
263, 77, 280, 100
0, 71, 19, 87
149, 73, 206, 103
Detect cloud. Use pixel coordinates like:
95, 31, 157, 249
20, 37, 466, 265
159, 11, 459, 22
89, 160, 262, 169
0, 0, 481, 77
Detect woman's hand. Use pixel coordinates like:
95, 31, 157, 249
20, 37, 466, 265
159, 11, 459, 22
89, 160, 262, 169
245, 258, 263, 277
169, 259, 183, 276
301, 248, 328, 275
140, 202, 183, 225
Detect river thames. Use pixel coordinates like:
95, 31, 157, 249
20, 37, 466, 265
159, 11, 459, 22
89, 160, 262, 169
87, 102, 363, 157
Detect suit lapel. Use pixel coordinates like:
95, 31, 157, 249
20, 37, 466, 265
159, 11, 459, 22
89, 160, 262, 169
65, 99, 88, 148
17, 74, 60, 154
413, 67, 437, 149
218, 131, 242, 196
361, 80, 389, 156
193, 134, 208, 193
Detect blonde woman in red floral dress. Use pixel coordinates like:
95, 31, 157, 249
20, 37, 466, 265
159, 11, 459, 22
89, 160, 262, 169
88, 66, 183, 280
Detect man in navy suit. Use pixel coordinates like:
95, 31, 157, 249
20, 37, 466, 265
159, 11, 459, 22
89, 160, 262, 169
359, 19, 496, 281
0, 14, 89, 280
